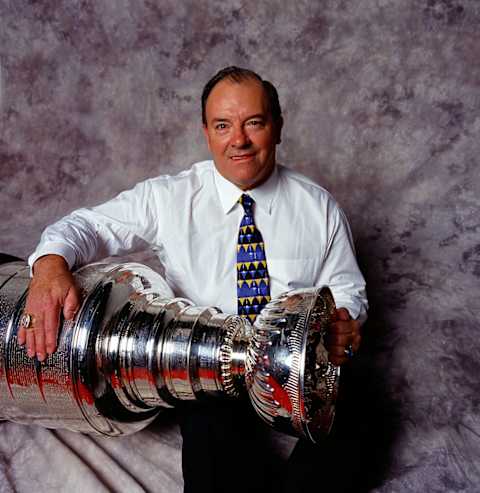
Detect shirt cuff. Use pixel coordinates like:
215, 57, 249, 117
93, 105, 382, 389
27, 242, 77, 277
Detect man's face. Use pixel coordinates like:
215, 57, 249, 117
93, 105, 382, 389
203, 78, 281, 191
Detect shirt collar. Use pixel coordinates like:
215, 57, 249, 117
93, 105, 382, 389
213, 161, 279, 215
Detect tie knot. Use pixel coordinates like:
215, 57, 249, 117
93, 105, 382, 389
239, 194, 254, 214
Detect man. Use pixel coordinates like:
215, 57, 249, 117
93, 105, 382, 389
21, 67, 367, 492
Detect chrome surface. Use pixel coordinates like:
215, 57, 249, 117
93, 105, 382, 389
0, 261, 339, 441
246, 287, 340, 443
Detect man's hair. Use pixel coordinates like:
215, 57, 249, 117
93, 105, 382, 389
201, 66, 282, 126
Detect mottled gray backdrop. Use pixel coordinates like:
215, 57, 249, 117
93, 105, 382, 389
1, 1, 479, 491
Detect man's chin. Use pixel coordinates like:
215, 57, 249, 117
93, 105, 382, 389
214, 160, 276, 190
234, 171, 273, 191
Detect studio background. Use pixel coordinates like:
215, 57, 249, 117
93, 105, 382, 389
1, 1, 479, 492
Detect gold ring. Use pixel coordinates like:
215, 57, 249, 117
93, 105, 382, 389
20, 313, 36, 330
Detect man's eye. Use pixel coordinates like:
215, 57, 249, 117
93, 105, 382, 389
215, 123, 228, 130
248, 120, 263, 127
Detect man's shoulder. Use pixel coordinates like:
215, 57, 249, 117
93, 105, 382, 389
144, 160, 214, 190
277, 164, 337, 204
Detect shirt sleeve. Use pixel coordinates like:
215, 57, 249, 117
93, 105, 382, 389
318, 202, 368, 324
28, 178, 162, 274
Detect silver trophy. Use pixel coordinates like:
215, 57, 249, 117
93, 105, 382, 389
0, 260, 339, 443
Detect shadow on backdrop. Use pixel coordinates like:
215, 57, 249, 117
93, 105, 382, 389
347, 249, 402, 492
283, 245, 402, 493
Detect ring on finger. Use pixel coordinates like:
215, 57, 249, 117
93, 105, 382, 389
344, 344, 354, 358
20, 313, 36, 330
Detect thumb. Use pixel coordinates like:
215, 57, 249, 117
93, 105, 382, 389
63, 285, 81, 320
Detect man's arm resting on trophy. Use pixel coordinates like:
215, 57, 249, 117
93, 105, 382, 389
18, 254, 81, 362
21, 179, 165, 361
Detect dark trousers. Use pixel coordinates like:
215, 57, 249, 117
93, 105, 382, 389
179, 398, 282, 493
179, 398, 362, 493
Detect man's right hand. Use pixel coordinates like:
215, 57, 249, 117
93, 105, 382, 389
18, 255, 81, 362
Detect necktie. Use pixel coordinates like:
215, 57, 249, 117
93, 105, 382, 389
236, 194, 271, 323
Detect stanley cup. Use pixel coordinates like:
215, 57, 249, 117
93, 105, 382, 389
0, 260, 339, 443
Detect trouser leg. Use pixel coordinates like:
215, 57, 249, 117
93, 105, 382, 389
283, 434, 362, 493
179, 398, 282, 493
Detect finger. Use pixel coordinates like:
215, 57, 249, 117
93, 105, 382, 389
24, 310, 44, 357
327, 345, 349, 366
328, 345, 350, 356
17, 324, 27, 346
33, 326, 47, 361
352, 332, 362, 353
44, 304, 61, 355
18, 304, 35, 346
329, 353, 348, 366
326, 333, 352, 347
336, 308, 351, 321
26, 328, 37, 358
329, 320, 354, 335
63, 285, 80, 320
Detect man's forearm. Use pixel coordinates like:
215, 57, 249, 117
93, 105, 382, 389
28, 179, 157, 273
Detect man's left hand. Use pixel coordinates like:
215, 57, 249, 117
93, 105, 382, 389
326, 307, 361, 366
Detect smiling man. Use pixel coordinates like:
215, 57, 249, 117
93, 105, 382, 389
23, 66, 367, 493
202, 74, 281, 190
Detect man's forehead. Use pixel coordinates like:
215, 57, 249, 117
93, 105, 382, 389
205, 78, 269, 118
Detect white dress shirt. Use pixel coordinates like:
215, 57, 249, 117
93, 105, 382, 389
29, 160, 368, 321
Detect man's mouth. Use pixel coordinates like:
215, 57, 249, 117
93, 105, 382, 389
230, 153, 255, 162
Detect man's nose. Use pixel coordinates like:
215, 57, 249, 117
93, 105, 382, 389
230, 126, 251, 147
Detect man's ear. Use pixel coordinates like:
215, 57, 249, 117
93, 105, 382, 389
202, 124, 211, 152
275, 117, 283, 145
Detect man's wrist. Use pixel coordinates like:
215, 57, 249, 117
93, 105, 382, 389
33, 254, 70, 276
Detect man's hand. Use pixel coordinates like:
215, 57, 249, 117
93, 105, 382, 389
17, 255, 80, 361
326, 307, 361, 366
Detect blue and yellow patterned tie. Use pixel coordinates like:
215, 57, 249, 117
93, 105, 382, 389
237, 194, 271, 323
